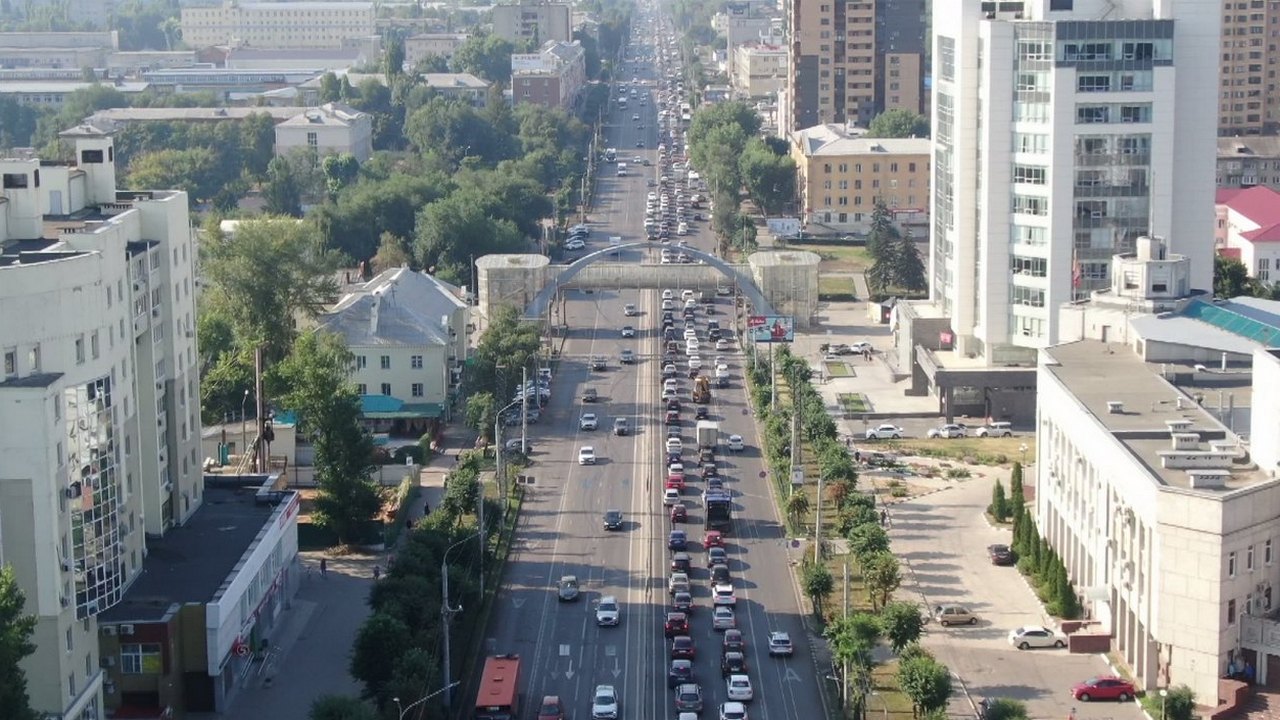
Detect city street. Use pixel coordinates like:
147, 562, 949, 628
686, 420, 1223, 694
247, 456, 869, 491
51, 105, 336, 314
480, 27, 830, 720
889, 476, 1145, 720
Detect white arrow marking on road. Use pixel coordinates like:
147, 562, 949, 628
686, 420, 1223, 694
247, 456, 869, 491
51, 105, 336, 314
785, 668, 802, 683
512, 597, 525, 609
565, 659, 575, 680
612, 658, 622, 679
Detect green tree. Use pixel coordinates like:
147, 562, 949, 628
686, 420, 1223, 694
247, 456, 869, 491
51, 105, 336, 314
867, 108, 930, 138
826, 612, 881, 718
382, 648, 440, 717
785, 489, 811, 527
981, 698, 1029, 720
239, 112, 278, 178
465, 391, 498, 440
0, 98, 40, 149
802, 561, 834, 615
866, 197, 897, 258
273, 332, 383, 545
880, 600, 924, 652
312, 171, 447, 262
441, 465, 481, 524
1055, 565, 1081, 619
1009, 463, 1025, 524
370, 232, 412, 273
200, 217, 340, 363
464, 306, 543, 398
847, 522, 890, 563
384, 35, 406, 82
413, 54, 451, 73
412, 190, 525, 282
863, 551, 901, 610
1160, 685, 1197, 720
126, 146, 222, 203
990, 480, 1009, 522
349, 612, 412, 699
891, 227, 928, 293
318, 72, 343, 103
0, 565, 39, 720
738, 137, 797, 215
897, 655, 953, 717
322, 153, 361, 197
1215, 254, 1252, 298
114, 0, 180, 50
262, 156, 302, 217
451, 32, 517, 84
310, 695, 379, 720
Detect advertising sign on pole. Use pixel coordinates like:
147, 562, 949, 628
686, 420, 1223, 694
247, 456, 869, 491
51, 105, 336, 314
747, 315, 795, 343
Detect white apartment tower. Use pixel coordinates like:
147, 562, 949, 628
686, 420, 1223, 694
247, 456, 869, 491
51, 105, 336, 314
930, 0, 1218, 363
0, 124, 203, 720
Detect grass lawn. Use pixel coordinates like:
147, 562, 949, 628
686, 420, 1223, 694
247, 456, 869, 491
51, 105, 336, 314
872, 661, 918, 720
837, 392, 869, 413
879, 436, 1035, 465
819, 274, 859, 298
825, 361, 854, 378
786, 242, 874, 272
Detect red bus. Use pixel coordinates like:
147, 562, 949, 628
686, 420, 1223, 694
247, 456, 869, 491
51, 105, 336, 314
474, 654, 521, 720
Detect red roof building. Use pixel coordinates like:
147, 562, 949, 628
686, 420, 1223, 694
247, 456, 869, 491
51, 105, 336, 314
1215, 185, 1280, 284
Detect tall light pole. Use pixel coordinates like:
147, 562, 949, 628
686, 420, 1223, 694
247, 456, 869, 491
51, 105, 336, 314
440, 533, 479, 709
394, 681, 461, 720
240, 389, 251, 461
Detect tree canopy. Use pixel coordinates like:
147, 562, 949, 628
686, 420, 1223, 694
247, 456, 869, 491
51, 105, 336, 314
0, 565, 38, 720
867, 108, 930, 138
451, 33, 520, 84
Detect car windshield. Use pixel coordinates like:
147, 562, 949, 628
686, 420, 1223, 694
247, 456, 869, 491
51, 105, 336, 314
595, 690, 612, 703
599, 600, 617, 612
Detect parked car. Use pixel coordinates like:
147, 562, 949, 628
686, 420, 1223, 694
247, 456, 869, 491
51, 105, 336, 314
933, 604, 977, 626
976, 421, 1015, 437
987, 544, 1014, 565
1071, 676, 1135, 702
865, 424, 904, 440
1007, 625, 1066, 649
927, 424, 967, 439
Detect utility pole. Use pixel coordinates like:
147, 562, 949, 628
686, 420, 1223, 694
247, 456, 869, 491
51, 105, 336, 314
770, 342, 777, 410
521, 366, 529, 454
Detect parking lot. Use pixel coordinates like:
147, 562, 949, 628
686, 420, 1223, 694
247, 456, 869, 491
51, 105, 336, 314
888, 474, 1147, 720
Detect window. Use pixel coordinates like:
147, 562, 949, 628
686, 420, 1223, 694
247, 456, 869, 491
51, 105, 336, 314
356, 383, 367, 395
411, 355, 423, 369
380, 383, 392, 395
121, 643, 163, 674
411, 383, 424, 397
1120, 104, 1152, 123
1010, 256, 1048, 276
1229, 551, 1238, 577
66, 627, 73, 651
1249, 545, 1256, 571
1011, 286, 1046, 307
939, 36, 956, 81
306, 132, 318, 147
1013, 195, 1048, 216
380, 355, 390, 370
1013, 165, 1047, 185
75, 338, 85, 364
91, 331, 99, 360
1076, 105, 1110, 123
356, 355, 367, 369
1228, 598, 1238, 625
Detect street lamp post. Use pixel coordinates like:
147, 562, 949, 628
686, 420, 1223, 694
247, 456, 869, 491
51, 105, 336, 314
1019, 443, 1029, 465
393, 681, 461, 720
1160, 689, 1168, 720
440, 534, 479, 709
240, 389, 251, 462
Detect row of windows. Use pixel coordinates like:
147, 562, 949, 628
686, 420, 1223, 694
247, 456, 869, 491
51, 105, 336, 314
1060, 40, 1170, 63
1077, 70, 1154, 93
1227, 540, 1275, 578
1011, 256, 1048, 277
821, 178, 920, 190
356, 382, 426, 397
355, 354, 426, 370
819, 194, 918, 208
1076, 103, 1153, 124
819, 161, 925, 174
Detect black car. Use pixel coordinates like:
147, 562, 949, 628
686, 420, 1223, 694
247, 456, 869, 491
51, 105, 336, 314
987, 544, 1015, 565
695, 406, 709, 420
604, 510, 624, 531
720, 651, 747, 676
668, 659, 694, 688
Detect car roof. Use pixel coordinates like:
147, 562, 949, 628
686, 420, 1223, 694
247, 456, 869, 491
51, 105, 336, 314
600, 595, 618, 603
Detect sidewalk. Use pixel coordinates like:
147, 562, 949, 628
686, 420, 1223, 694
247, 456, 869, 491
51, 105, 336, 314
211, 432, 472, 719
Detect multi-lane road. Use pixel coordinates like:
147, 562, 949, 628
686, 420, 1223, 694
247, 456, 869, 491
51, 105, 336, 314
483, 27, 829, 720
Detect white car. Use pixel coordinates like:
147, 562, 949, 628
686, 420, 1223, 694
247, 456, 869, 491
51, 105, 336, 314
668, 461, 685, 475
578, 446, 597, 465
621, 326, 635, 337
1007, 625, 1067, 650
767, 631, 794, 656
712, 583, 736, 605
580, 413, 599, 431
663, 488, 681, 506
663, 289, 675, 299
666, 437, 683, 454
976, 421, 1015, 437
596, 596, 620, 626
927, 424, 966, 439
565, 238, 586, 250
592, 684, 619, 719
848, 341, 873, 353
624, 304, 638, 316
663, 299, 676, 310
688, 357, 702, 370
719, 702, 748, 720
681, 289, 695, 301
713, 606, 736, 630
865, 424, 904, 440
683, 328, 698, 340
715, 339, 729, 351
727, 434, 744, 452
726, 674, 754, 701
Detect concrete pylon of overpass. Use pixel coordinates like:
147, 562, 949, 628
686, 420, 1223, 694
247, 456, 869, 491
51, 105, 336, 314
474, 245, 821, 327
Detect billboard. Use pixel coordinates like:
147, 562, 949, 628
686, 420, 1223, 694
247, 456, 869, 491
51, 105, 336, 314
747, 315, 794, 343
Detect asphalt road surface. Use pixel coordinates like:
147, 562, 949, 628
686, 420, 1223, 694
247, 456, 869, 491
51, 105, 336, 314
481, 27, 830, 720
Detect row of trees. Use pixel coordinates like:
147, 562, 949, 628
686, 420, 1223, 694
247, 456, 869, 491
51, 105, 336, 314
866, 199, 927, 296
0, 565, 39, 720
460, 307, 545, 440
0, 0, 179, 50
1000, 464, 1082, 619
745, 347, 951, 720
1214, 254, 1280, 301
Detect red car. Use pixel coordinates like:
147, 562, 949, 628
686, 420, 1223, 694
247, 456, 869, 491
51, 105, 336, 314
666, 473, 686, 489
671, 635, 696, 659
664, 612, 689, 638
665, 410, 680, 425
670, 504, 688, 522
537, 696, 565, 720
704, 531, 725, 549
1071, 676, 1135, 702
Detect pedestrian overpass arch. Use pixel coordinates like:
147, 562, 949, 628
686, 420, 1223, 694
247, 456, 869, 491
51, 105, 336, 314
474, 246, 821, 328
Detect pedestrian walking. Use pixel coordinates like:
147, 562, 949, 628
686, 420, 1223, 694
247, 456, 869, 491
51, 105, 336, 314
372, 564, 381, 581
854, 450, 862, 464
880, 509, 888, 527
319, 558, 328, 578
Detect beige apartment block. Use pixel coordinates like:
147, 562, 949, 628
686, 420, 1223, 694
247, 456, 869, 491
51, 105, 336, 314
406, 32, 470, 66
274, 102, 373, 162
732, 42, 787, 98
1218, 135, 1280, 192
180, 1, 376, 49
1218, 0, 1280, 135
791, 123, 930, 233
491, 1, 572, 44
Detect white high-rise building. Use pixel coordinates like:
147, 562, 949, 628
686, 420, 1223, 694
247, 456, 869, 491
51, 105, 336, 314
0, 123, 203, 720
930, 0, 1218, 363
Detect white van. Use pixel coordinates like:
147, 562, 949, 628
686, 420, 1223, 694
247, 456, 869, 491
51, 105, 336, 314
617, 162, 629, 177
